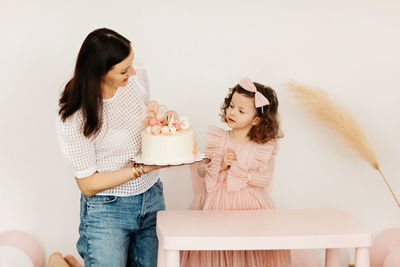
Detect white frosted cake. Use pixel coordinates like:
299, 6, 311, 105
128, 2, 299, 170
140, 101, 197, 164
142, 130, 196, 163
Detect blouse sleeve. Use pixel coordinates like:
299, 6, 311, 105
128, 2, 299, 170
203, 126, 226, 192
56, 113, 97, 178
227, 140, 278, 191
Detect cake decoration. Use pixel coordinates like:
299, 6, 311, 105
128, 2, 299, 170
143, 101, 189, 136
139, 100, 198, 164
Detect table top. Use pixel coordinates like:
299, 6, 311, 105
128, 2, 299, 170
156, 208, 372, 250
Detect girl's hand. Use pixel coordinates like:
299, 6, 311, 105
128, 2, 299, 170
220, 149, 237, 171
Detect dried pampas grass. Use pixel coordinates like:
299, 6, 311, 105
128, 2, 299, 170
285, 80, 399, 208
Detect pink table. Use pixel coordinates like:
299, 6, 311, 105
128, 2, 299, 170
156, 208, 372, 267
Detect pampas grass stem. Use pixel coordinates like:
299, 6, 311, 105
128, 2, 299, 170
286, 81, 399, 208
377, 168, 400, 208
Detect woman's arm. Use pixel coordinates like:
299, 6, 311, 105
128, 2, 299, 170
75, 165, 161, 197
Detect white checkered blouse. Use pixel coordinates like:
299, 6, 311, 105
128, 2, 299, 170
56, 63, 160, 196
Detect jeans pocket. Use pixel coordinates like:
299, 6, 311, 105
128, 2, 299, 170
86, 195, 117, 206
154, 179, 164, 194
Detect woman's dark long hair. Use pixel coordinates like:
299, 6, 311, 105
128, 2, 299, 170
59, 28, 131, 138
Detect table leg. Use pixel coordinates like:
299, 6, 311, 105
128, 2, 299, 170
325, 248, 341, 267
157, 247, 166, 267
165, 250, 180, 267
355, 247, 370, 267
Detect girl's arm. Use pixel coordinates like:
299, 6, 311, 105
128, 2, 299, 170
247, 168, 273, 187
227, 141, 277, 191
197, 151, 234, 177
75, 165, 161, 197
227, 161, 273, 190
203, 155, 224, 192
201, 126, 226, 191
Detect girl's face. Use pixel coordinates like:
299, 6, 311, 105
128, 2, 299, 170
102, 49, 136, 89
226, 92, 260, 130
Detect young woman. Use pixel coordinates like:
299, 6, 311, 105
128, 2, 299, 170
57, 28, 166, 267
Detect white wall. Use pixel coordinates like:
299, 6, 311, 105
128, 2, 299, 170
1, 0, 399, 264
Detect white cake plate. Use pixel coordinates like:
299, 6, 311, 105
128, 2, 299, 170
131, 152, 208, 166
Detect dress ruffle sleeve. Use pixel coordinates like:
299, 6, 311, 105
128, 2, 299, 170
227, 140, 278, 191
226, 160, 249, 191
204, 126, 226, 192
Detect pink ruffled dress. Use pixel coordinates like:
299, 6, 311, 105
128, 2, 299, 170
180, 126, 291, 267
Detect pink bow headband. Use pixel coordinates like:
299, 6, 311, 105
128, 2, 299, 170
238, 77, 270, 112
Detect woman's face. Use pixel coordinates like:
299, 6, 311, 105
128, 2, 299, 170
102, 49, 136, 89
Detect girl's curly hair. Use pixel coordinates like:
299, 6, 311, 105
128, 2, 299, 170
220, 82, 282, 144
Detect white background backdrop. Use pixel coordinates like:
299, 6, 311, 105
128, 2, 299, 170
1, 0, 399, 265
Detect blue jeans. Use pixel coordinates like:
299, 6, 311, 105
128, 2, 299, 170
77, 179, 165, 267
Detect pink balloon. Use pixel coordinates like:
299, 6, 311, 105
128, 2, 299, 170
0, 230, 44, 267
383, 246, 400, 267
290, 249, 320, 267
370, 228, 400, 267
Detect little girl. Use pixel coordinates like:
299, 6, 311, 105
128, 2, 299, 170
180, 77, 291, 267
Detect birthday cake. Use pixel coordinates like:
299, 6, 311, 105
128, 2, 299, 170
141, 101, 197, 164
